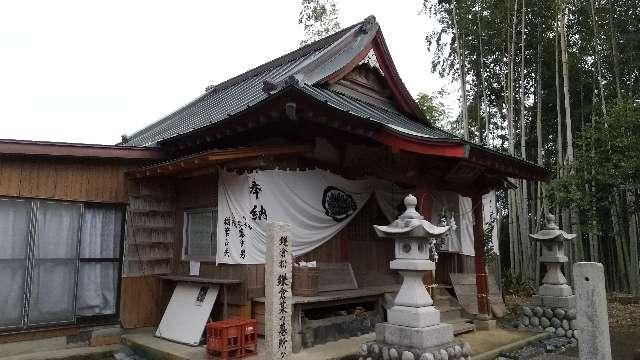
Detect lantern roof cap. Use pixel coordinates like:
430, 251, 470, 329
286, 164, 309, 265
374, 194, 450, 238
529, 214, 577, 242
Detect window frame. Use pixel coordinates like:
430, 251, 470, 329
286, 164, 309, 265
0, 197, 125, 331
182, 207, 217, 262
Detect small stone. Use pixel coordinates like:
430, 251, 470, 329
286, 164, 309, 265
555, 328, 566, 337
401, 351, 415, 360
520, 316, 530, 326
439, 349, 449, 360
550, 317, 561, 328
382, 347, 390, 360
361, 344, 369, 354
562, 319, 570, 330
573, 329, 580, 340
420, 353, 434, 360
535, 326, 543, 332
530, 316, 540, 327
453, 345, 462, 357
390, 348, 399, 360
545, 327, 555, 333
462, 343, 471, 356
570, 338, 577, 345
522, 306, 533, 317
570, 319, 578, 330
532, 306, 543, 317
554, 309, 566, 319
566, 308, 577, 320
447, 346, 455, 357
432, 352, 441, 360
543, 308, 554, 319
566, 330, 573, 338
540, 317, 550, 328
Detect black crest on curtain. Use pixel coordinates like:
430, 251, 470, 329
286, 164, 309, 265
322, 186, 357, 222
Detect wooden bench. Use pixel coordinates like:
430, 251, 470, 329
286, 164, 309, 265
252, 284, 399, 352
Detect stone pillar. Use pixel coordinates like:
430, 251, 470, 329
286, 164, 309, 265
573, 262, 611, 360
265, 221, 292, 360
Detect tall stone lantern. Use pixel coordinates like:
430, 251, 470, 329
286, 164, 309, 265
359, 194, 472, 360
529, 214, 577, 308
516, 214, 580, 339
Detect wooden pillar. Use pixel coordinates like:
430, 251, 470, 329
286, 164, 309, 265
472, 193, 491, 317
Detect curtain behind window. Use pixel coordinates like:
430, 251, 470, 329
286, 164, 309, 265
28, 202, 81, 325
76, 207, 122, 316
0, 199, 30, 328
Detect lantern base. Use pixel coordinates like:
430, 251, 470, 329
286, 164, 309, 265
387, 305, 440, 328
531, 294, 576, 309
539, 283, 573, 297
375, 322, 454, 349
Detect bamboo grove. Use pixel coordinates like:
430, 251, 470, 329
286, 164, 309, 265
422, 0, 640, 294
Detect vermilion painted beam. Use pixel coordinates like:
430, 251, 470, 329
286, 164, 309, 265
472, 193, 491, 317
374, 130, 466, 158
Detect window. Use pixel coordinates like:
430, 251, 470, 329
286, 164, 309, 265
0, 198, 123, 330
183, 208, 216, 261
76, 205, 122, 316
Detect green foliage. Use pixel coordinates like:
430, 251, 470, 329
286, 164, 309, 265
550, 100, 640, 211
415, 91, 452, 130
298, 0, 341, 46
501, 268, 535, 297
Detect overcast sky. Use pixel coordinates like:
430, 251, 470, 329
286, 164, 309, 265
0, 0, 455, 145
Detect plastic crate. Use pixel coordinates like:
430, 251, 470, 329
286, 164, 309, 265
207, 318, 258, 359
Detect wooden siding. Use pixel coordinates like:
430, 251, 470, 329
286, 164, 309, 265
172, 171, 255, 305
0, 157, 130, 203
119, 276, 169, 329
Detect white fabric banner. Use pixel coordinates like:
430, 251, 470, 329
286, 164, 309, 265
216, 169, 373, 264
430, 191, 499, 256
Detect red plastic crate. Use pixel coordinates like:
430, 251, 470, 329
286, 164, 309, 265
207, 318, 258, 359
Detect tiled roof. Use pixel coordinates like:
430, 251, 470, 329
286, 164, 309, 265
122, 16, 447, 147
296, 84, 458, 141
122, 22, 363, 146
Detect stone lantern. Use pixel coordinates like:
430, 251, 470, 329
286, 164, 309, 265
516, 214, 580, 339
529, 214, 577, 308
359, 194, 472, 360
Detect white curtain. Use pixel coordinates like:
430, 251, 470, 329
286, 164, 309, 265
29, 202, 81, 325
216, 169, 373, 264
0, 199, 30, 328
76, 207, 122, 316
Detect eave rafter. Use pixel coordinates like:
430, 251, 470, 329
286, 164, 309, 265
127, 144, 314, 178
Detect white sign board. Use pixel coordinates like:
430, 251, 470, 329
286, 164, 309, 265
155, 283, 219, 346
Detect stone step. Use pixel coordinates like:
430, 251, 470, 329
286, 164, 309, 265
438, 306, 462, 322
447, 318, 476, 335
